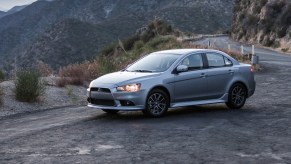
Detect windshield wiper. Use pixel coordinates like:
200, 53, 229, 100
131, 70, 153, 73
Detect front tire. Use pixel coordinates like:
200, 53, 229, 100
102, 109, 119, 114
142, 89, 169, 117
226, 83, 247, 109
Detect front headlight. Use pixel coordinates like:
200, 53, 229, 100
117, 83, 141, 92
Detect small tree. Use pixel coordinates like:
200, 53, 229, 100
0, 70, 5, 82
0, 86, 3, 106
15, 70, 45, 102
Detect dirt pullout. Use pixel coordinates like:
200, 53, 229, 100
0, 80, 87, 119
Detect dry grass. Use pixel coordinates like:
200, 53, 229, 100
56, 61, 99, 87
37, 60, 53, 77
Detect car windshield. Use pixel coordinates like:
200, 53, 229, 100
126, 53, 180, 72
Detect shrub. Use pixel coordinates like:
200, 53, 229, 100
57, 64, 85, 87
97, 56, 117, 75
133, 40, 144, 50
147, 36, 166, 49
141, 31, 155, 43
15, 70, 45, 102
37, 60, 53, 77
282, 48, 289, 52
56, 61, 99, 87
0, 70, 4, 82
0, 86, 3, 106
101, 43, 116, 56
123, 35, 140, 51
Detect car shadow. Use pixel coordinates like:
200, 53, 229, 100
88, 104, 257, 121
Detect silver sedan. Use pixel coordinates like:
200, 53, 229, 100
87, 49, 256, 117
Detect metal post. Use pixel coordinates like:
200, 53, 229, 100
228, 44, 231, 51
208, 40, 211, 48
251, 45, 259, 64
241, 45, 244, 55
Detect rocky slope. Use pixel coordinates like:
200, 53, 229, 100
0, 0, 235, 74
231, 0, 291, 52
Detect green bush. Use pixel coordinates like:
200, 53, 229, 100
101, 43, 116, 56
97, 56, 117, 75
133, 40, 144, 50
141, 31, 155, 43
15, 70, 45, 102
0, 70, 4, 82
0, 87, 3, 106
123, 35, 140, 51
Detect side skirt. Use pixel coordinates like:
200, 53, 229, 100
170, 93, 228, 108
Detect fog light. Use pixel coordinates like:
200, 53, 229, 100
120, 100, 135, 106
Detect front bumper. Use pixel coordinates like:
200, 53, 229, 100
87, 87, 147, 111
88, 104, 144, 111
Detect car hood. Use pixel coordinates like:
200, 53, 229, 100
90, 71, 161, 87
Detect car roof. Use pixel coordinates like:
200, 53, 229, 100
154, 49, 220, 55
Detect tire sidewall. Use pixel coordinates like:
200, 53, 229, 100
144, 89, 169, 117
227, 83, 247, 109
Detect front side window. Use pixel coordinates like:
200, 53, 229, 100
206, 53, 226, 67
180, 54, 203, 71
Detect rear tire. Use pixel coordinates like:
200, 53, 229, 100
226, 83, 247, 109
142, 89, 169, 118
102, 109, 119, 114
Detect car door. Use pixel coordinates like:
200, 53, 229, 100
205, 52, 235, 99
173, 53, 209, 102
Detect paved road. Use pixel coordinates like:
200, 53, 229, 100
1, 37, 291, 163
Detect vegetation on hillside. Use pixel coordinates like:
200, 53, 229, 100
0, 86, 3, 106
0, 70, 4, 82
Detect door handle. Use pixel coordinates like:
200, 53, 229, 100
229, 70, 234, 74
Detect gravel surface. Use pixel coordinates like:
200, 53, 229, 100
0, 80, 87, 118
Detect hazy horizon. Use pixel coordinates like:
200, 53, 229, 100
0, 0, 37, 11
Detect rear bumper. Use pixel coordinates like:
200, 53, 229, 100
248, 81, 256, 97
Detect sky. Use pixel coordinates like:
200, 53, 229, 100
0, 0, 37, 11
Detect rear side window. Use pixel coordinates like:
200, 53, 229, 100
206, 53, 231, 67
224, 57, 233, 66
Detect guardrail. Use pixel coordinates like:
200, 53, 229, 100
181, 34, 229, 42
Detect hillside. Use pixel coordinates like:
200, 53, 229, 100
0, 0, 235, 74
231, 0, 291, 52
0, 5, 28, 19
0, 11, 4, 18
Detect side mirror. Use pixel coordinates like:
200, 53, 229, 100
176, 65, 188, 73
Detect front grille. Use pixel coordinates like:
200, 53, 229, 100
90, 88, 111, 93
89, 98, 115, 106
